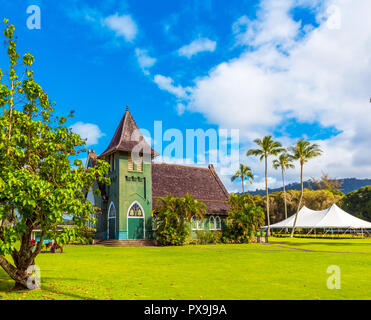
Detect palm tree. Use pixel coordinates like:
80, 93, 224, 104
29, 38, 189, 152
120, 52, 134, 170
247, 136, 284, 233
181, 193, 207, 222
155, 193, 206, 227
231, 164, 254, 193
273, 152, 295, 231
289, 139, 323, 237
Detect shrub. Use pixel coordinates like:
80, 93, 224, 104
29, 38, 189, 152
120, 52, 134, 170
156, 220, 190, 246
194, 230, 222, 244
154, 194, 206, 246
223, 194, 265, 243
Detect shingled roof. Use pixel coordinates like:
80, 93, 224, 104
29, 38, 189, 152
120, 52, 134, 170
152, 163, 230, 215
99, 106, 158, 158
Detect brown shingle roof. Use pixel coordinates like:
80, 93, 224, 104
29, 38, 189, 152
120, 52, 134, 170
98, 106, 159, 158
152, 163, 230, 215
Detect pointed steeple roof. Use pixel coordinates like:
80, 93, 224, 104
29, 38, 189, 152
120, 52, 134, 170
99, 106, 158, 158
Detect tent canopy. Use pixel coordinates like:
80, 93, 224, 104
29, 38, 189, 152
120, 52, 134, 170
267, 204, 371, 229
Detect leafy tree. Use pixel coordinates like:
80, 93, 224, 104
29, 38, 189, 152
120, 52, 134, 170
247, 136, 284, 233
180, 193, 207, 221
272, 152, 295, 228
154, 193, 206, 246
342, 186, 371, 221
253, 189, 344, 225
224, 193, 265, 243
231, 163, 254, 193
311, 171, 343, 191
289, 139, 322, 237
0, 20, 109, 290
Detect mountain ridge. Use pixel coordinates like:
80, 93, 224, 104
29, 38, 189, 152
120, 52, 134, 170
247, 178, 371, 196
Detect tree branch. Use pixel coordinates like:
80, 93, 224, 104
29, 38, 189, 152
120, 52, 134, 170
0, 255, 18, 281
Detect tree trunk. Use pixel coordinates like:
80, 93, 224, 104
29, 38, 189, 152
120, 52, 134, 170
290, 162, 304, 237
0, 255, 29, 290
0, 230, 44, 290
282, 168, 288, 233
241, 177, 244, 193
265, 156, 270, 235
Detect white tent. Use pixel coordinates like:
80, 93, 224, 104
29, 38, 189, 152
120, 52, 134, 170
268, 204, 371, 229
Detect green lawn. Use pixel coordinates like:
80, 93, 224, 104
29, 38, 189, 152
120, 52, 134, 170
0, 238, 370, 300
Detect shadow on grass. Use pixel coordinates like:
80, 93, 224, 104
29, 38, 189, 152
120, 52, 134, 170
0, 272, 96, 300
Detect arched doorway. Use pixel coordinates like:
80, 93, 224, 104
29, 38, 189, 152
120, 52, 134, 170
127, 202, 145, 240
108, 202, 116, 240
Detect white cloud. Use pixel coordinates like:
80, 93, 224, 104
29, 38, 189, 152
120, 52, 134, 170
232, 0, 301, 50
135, 48, 156, 74
103, 13, 138, 42
248, 177, 280, 192
161, 0, 371, 188
178, 38, 217, 58
70, 122, 105, 146
153, 74, 189, 98
176, 103, 186, 115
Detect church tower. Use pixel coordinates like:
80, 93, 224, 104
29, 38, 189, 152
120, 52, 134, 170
97, 106, 158, 240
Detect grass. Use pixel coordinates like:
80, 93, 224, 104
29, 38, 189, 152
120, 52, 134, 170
0, 238, 370, 300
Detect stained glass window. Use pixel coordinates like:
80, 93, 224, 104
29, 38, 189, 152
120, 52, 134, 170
128, 202, 143, 217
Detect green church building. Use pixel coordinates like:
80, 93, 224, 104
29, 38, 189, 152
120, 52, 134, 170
86, 107, 230, 241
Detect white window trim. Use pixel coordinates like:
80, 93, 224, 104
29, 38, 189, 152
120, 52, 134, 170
107, 202, 116, 239
197, 217, 204, 230
215, 216, 221, 230
191, 216, 197, 230
127, 201, 146, 240
209, 216, 215, 230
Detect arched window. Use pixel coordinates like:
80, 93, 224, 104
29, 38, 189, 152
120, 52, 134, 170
191, 216, 197, 230
128, 202, 143, 217
152, 216, 158, 231
215, 216, 221, 230
108, 202, 116, 218
107, 202, 116, 240
197, 218, 204, 230
209, 216, 215, 230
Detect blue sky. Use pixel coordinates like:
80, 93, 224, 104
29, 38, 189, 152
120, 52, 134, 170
0, 0, 370, 192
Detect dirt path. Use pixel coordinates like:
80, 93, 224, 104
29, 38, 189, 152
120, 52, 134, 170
263, 242, 371, 254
